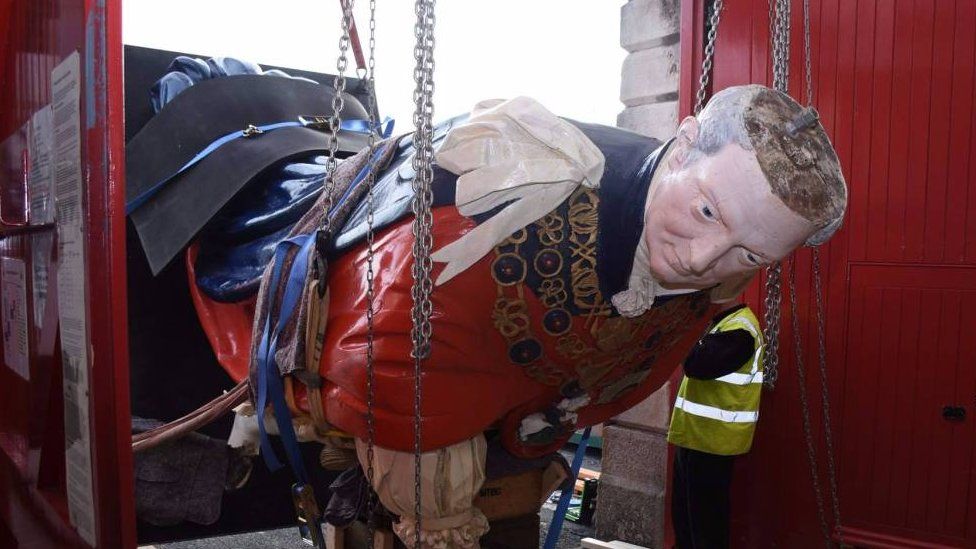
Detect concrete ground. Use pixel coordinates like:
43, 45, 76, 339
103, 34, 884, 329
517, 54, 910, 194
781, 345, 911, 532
149, 445, 602, 549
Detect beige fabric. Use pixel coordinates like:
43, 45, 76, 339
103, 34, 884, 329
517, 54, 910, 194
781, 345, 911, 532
356, 435, 489, 549
431, 96, 605, 285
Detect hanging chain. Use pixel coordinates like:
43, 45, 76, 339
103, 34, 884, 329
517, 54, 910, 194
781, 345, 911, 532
362, 0, 379, 545
762, 263, 782, 388
775, 1, 842, 543
762, 0, 791, 389
694, 0, 724, 115
802, 0, 814, 105
813, 248, 842, 532
410, 0, 437, 546
788, 259, 832, 546
803, 0, 842, 532
321, 0, 359, 234
771, 0, 792, 91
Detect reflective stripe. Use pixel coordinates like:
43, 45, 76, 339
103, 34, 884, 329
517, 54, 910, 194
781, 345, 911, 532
674, 396, 759, 423
711, 315, 759, 338
747, 343, 763, 374
714, 369, 764, 385
710, 311, 763, 376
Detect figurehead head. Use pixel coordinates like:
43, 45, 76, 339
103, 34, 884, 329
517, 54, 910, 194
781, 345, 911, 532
643, 84, 848, 290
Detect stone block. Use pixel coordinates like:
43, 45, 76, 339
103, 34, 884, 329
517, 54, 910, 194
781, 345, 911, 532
594, 425, 670, 547
612, 381, 673, 430
620, 45, 680, 107
616, 101, 679, 142
621, 0, 681, 52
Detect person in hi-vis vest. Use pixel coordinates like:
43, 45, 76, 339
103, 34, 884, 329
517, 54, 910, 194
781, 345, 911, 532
667, 302, 764, 548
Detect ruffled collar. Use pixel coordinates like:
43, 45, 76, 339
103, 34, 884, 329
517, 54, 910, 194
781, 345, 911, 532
610, 236, 696, 317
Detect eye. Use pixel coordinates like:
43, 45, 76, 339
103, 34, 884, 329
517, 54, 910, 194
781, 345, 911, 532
701, 204, 715, 219
744, 251, 763, 266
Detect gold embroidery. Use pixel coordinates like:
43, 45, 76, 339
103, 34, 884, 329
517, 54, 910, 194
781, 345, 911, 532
595, 316, 638, 353
567, 190, 610, 317
486, 185, 706, 396
539, 278, 568, 309
536, 212, 565, 246
556, 333, 588, 359
492, 297, 530, 340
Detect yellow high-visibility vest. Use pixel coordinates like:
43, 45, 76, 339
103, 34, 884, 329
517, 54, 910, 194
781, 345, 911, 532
667, 307, 764, 456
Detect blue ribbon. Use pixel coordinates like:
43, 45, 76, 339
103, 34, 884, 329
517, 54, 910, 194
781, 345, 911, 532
543, 427, 592, 549
125, 117, 395, 215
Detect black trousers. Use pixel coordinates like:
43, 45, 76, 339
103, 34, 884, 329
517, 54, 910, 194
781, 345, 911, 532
671, 446, 736, 549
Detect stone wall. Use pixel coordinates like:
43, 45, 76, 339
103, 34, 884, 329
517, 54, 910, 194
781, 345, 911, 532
594, 1, 682, 547
618, 0, 681, 141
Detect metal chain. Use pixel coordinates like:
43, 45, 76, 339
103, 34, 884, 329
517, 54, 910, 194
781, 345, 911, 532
763, 0, 791, 389
771, 0, 792, 91
409, 0, 437, 545
694, 0, 724, 115
321, 0, 358, 234
362, 0, 379, 545
802, 0, 841, 533
772, 2, 842, 543
788, 259, 831, 546
802, 0, 814, 106
762, 263, 782, 388
813, 248, 842, 532
800, 0, 842, 539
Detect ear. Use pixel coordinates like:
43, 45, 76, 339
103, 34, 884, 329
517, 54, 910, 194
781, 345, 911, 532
669, 116, 700, 170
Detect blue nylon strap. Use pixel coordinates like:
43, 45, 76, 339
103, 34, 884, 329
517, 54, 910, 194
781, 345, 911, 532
125, 121, 300, 214
543, 426, 592, 549
256, 234, 316, 483
255, 243, 288, 472
328, 144, 391, 218
341, 116, 395, 138
124, 117, 394, 215
254, 140, 392, 482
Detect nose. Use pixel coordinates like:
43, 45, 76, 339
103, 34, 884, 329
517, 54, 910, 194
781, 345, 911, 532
686, 237, 730, 275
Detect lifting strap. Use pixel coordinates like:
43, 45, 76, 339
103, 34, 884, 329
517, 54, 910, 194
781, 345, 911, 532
542, 427, 592, 549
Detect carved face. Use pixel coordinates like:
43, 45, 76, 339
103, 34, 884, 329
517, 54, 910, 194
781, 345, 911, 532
643, 118, 817, 289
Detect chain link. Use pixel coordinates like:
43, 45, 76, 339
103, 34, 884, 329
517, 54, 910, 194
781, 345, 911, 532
802, 0, 814, 105
788, 259, 831, 546
769, 3, 842, 544
763, 0, 791, 389
320, 0, 358, 236
361, 0, 379, 545
771, 0, 791, 91
813, 249, 842, 532
762, 262, 782, 388
694, 0, 724, 115
410, 0, 437, 545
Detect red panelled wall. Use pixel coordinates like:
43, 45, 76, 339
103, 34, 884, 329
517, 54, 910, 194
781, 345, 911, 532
681, 0, 976, 547
0, 1, 133, 548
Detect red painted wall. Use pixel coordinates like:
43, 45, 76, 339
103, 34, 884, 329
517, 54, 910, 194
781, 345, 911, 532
681, 1, 976, 547
0, 1, 133, 547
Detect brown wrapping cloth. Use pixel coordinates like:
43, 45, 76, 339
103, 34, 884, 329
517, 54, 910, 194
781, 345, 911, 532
247, 139, 402, 390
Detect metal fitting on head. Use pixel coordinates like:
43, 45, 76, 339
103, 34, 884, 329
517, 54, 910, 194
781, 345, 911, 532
786, 107, 819, 136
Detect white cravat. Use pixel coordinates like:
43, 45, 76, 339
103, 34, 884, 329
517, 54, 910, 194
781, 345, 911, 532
610, 236, 696, 318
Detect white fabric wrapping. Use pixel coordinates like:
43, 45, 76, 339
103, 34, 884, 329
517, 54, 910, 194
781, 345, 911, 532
431, 97, 605, 285
356, 435, 489, 549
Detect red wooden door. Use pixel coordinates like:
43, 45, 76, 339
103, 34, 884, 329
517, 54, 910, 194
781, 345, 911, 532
0, 1, 133, 548
681, 1, 976, 547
